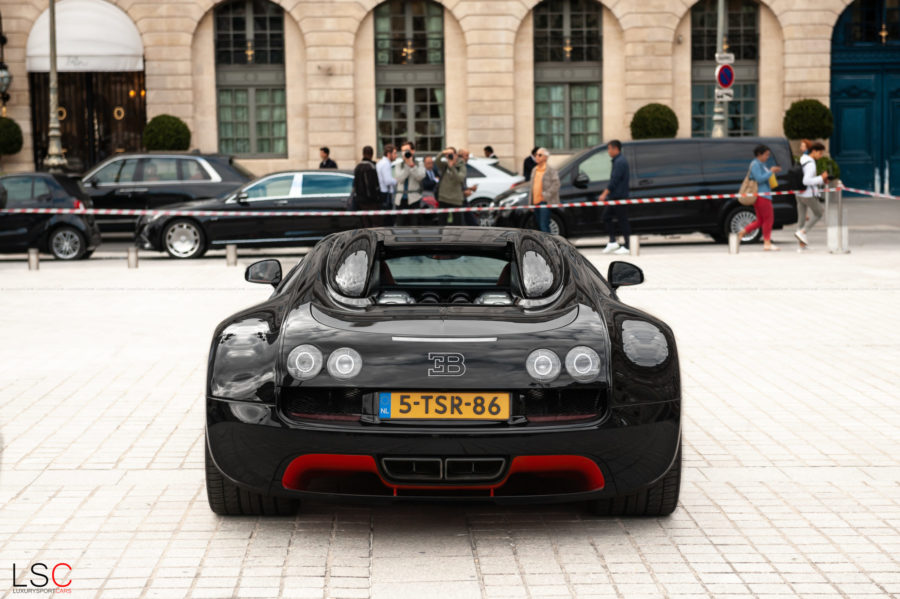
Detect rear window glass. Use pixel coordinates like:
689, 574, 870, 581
302, 173, 353, 196
385, 254, 507, 285
141, 158, 179, 182
179, 159, 210, 181
634, 143, 702, 179
466, 164, 485, 178
700, 142, 759, 175
489, 163, 517, 177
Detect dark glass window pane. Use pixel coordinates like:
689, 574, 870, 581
690, 0, 758, 61
533, 0, 602, 64
215, 0, 284, 65
374, 0, 444, 65
634, 143, 703, 179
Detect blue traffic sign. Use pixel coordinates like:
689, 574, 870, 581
715, 64, 735, 89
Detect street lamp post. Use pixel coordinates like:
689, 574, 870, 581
710, 0, 727, 138
44, 0, 67, 172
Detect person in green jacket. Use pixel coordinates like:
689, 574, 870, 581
437, 147, 467, 226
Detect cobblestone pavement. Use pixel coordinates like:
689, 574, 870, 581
1, 239, 899, 599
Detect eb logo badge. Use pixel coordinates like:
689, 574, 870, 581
427, 352, 466, 376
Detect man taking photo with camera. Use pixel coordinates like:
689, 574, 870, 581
392, 141, 426, 226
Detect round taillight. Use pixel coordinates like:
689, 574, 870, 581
526, 349, 561, 382
327, 348, 362, 380
287, 344, 323, 380
565, 346, 601, 382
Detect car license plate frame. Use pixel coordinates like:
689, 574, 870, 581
378, 392, 511, 420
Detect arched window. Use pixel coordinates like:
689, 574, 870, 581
533, 0, 602, 151
690, 0, 758, 137
374, 0, 445, 153
214, 0, 287, 156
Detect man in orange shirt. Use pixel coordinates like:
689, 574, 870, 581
529, 148, 561, 233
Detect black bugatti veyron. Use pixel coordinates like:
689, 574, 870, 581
205, 227, 681, 516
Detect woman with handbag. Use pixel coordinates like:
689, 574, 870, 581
737, 145, 782, 251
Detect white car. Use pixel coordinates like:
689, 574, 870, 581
463, 158, 525, 203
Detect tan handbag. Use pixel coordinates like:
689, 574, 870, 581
738, 166, 758, 206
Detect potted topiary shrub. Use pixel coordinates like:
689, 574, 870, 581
0, 116, 24, 171
630, 103, 679, 140
783, 99, 834, 141
143, 114, 191, 151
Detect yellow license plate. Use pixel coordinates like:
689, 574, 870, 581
378, 392, 510, 420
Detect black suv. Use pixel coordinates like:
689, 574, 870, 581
80, 153, 254, 235
493, 137, 798, 243
0, 173, 102, 260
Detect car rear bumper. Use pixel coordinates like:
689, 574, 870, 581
206, 396, 680, 504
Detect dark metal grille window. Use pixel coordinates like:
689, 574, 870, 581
837, 0, 900, 45
215, 0, 286, 157
534, 0, 602, 62
691, 82, 757, 137
691, 0, 759, 61
215, 0, 284, 65
532, 0, 602, 151
377, 87, 444, 153
535, 83, 600, 150
374, 0, 445, 152
691, 0, 758, 137
375, 0, 443, 65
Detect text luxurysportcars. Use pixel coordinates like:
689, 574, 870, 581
205, 227, 681, 516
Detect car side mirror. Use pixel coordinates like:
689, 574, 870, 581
608, 261, 643, 289
245, 259, 282, 288
573, 172, 589, 189
237, 191, 249, 204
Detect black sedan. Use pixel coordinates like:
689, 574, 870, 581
81, 153, 253, 235
0, 172, 102, 260
137, 170, 358, 258
205, 227, 681, 516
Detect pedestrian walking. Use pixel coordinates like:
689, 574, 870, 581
737, 144, 783, 251
598, 140, 632, 254
376, 144, 397, 225
393, 141, 426, 226
457, 148, 479, 225
523, 147, 539, 182
352, 146, 382, 228
528, 148, 560, 234
794, 142, 828, 251
484, 145, 497, 159
319, 147, 337, 169
436, 147, 467, 226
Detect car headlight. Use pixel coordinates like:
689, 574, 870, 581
622, 321, 669, 367
287, 344, 323, 380
565, 346, 601, 382
526, 349, 561, 382
327, 347, 362, 380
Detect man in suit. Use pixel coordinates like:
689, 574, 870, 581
319, 147, 337, 169
523, 146, 539, 181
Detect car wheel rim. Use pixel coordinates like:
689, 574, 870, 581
731, 211, 759, 242
166, 223, 201, 258
52, 230, 81, 259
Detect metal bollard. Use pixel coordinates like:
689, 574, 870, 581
628, 235, 640, 256
826, 185, 850, 254
127, 247, 139, 269
728, 233, 740, 254
27, 248, 40, 270
226, 244, 238, 266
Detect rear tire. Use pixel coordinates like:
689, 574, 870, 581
48, 226, 86, 260
724, 206, 761, 244
589, 443, 681, 517
205, 443, 299, 516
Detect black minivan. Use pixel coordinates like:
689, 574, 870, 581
493, 137, 798, 243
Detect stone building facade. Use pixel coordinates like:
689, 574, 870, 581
0, 0, 895, 196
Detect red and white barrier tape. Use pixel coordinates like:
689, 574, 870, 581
0, 185, 894, 218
